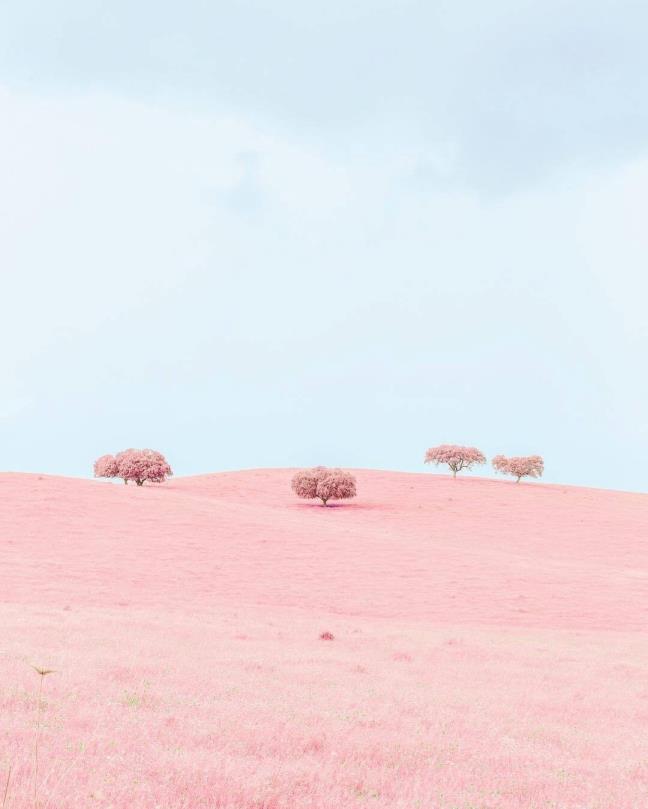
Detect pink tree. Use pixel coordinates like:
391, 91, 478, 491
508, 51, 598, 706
114, 448, 173, 486
424, 444, 486, 478
492, 454, 544, 483
93, 454, 119, 480
291, 466, 357, 506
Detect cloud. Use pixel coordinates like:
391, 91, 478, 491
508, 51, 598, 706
1, 1, 648, 190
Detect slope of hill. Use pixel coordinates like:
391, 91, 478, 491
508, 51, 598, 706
1, 469, 648, 808
2, 468, 647, 628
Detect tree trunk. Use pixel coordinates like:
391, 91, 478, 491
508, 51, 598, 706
516, 476, 521, 483
321, 498, 328, 506
123, 479, 128, 485
136, 479, 144, 486
452, 469, 457, 478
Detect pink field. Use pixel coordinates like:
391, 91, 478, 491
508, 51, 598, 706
2, 469, 648, 808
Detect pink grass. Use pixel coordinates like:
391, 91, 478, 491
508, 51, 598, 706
1, 469, 648, 807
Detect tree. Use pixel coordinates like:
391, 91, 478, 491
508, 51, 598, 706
93, 454, 119, 480
291, 466, 357, 506
424, 444, 486, 477
492, 454, 544, 483
114, 448, 173, 486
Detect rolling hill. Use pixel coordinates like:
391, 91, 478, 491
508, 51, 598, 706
1, 469, 647, 808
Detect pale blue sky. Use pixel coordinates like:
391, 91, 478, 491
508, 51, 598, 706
1, 1, 647, 490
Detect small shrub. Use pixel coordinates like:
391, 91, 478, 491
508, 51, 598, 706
319, 631, 335, 641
